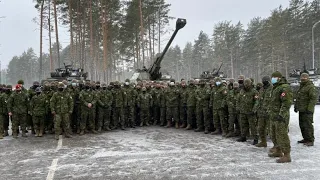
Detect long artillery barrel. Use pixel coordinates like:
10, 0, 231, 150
148, 18, 186, 80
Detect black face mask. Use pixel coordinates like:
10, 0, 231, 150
102, 87, 107, 90
6, 89, 11, 94
238, 80, 244, 84
58, 88, 64, 92
33, 85, 39, 89
36, 92, 41, 95
85, 86, 90, 90
256, 87, 261, 91
96, 86, 100, 89
263, 81, 269, 86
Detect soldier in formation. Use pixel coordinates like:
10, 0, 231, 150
1, 69, 315, 164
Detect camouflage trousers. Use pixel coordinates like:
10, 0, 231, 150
196, 106, 210, 129
113, 107, 124, 127
240, 113, 257, 138
299, 112, 314, 142
187, 106, 196, 127
180, 105, 187, 124
71, 104, 80, 131
97, 107, 111, 129
45, 111, 54, 132
166, 107, 179, 123
228, 111, 240, 133
0, 114, 8, 133
124, 106, 135, 127
54, 113, 71, 136
153, 105, 160, 124
81, 109, 95, 131
270, 120, 291, 153
32, 115, 45, 131
140, 108, 150, 124
213, 109, 225, 132
12, 113, 27, 133
27, 114, 34, 130
160, 107, 166, 125
257, 114, 269, 142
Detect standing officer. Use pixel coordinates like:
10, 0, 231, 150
268, 71, 292, 163
294, 73, 318, 146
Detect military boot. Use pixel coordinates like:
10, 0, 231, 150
234, 130, 241, 137
255, 140, 267, 147
269, 146, 277, 153
79, 130, 85, 135
180, 122, 186, 129
65, 133, 72, 138
92, 130, 98, 134
225, 132, 235, 138
0, 133, 3, 139
166, 121, 172, 128
252, 139, 258, 145
140, 122, 143, 127
304, 141, 314, 146
97, 127, 102, 132
153, 121, 157, 126
204, 128, 209, 134
105, 127, 111, 131
185, 124, 192, 130
160, 121, 165, 127
268, 148, 283, 158
76, 128, 80, 134
13, 133, 18, 138
35, 130, 39, 137
236, 136, 247, 142
222, 131, 227, 137
297, 139, 306, 144
39, 129, 43, 137
276, 152, 291, 163
211, 129, 221, 135
175, 122, 179, 129
21, 132, 27, 137
194, 127, 204, 132
4, 130, 9, 136
55, 135, 59, 140
146, 122, 150, 126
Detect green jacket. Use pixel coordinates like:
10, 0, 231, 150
79, 90, 96, 110
165, 86, 179, 107
7, 91, 29, 114
268, 77, 293, 120
50, 91, 74, 114
30, 93, 48, 116
97, 90, 113, 108
237, 86, 259, 114
257, 84, 273, 117
0, 93, 9, 114
294, 80, 318, 113
186, 85, 197, 107
210, 85, 228, 110
112, 88, 125, 108
137, 92, 152, 109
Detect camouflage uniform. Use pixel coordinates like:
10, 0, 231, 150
268, 72, 292, 163
186, 82, 197, 130
0, 89, 8, 138
50, 84, 74, 140
79, 84, 97, 134
7, 86, 29, 138
30, 88, 48, 137
152, 86, 161, 125
43, 83, 54, 133
97, 84, 113, 131
2, 85, 11, 136
112, 82, 125, 130
294, 73, 318, 145
137, 87, 152, 126
236, 79, 259, 144
159, 86, 167, 126
179, 83, 188, 128
165, 84, 179, 128
256, 76, 273, 147
123, 84, 137, 128
195, 82, 211, 132
225, 83, 241, 137
210, 78, 228, 135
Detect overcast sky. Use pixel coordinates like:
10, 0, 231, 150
0, 0, 290, 69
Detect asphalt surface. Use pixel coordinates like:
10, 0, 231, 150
0, 107, 320, 180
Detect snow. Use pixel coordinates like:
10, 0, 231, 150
0, 106, 319, 179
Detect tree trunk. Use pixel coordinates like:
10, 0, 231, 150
39, 0, 44, 81
53, 0, 60, 67
139, 0, 145, 66
68, 0, 74, 64
48, 0, 53, 71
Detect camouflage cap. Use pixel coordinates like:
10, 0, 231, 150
125, 79, 130, 82
141, 87, 147, 91
215, 77, 222, 82
33, 81, 40, 85
101, 83, 107, 87
244, 78, 252, 86
62, 80, 68, 85
256, 82, 263, 87
229, 78, 235, 83
301, 73, 309, 79
271, 71, 282, 78
250, 78, 254, 83
6, 85, 12, 89
96, 81, 101, 85
262, 76, 271, 82
58, 83, 64, 88
238, 75, 245, 80
233, 82, 239, 88
71, 79, 78, 83
17, 79, 24, 85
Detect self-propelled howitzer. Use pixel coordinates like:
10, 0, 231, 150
130, 18, 186, 82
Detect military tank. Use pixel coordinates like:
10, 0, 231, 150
130, 18, 187, 82
193, 63, 227, 82
41, 63, 88, 85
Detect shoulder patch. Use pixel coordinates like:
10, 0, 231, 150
281, 92, 286, 97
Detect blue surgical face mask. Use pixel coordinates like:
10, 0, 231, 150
216, 82, 221, 86
271, 77, 278, 84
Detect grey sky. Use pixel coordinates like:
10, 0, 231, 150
0, 0, 289, 69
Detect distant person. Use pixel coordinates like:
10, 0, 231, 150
294, 73, 318, 146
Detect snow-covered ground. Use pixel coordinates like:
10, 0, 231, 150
0, 106, 320, 180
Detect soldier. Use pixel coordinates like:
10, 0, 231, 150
238, 75, 245, 89
50, 83, 73, 140
159, 83, 167, 126
123, 79, 137, 128
236, 78, 259, 145
152, 83, 162, 125
210, 77, 228, 135
79, 82, 97, 134
226, 82, 241, 137
97, 83, 113, 131
195, 80, 210, 133
256, 76, 273, 147
0, 86, 6, 139
268, 71, 292, 163
0, 85, 10, 137
69, 79, 81, 134
179, 80, 188, 128
44, 82, 54, 134
112, 81, 125, 130
185, 80, 197, 130
137, 87, 152, 126
165, 81, 179, 128
294, 73, 318, 146
7, 84, 29, 138
29, 87, 48, 137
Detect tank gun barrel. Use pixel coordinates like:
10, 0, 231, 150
148, 18, 186, 80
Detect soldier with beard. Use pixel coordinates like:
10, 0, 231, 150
236, 78, 259, 145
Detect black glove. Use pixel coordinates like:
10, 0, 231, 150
306, 111, 313, 115
276, 115, 284, 122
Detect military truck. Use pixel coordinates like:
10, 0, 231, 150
130, 18, 187, 83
